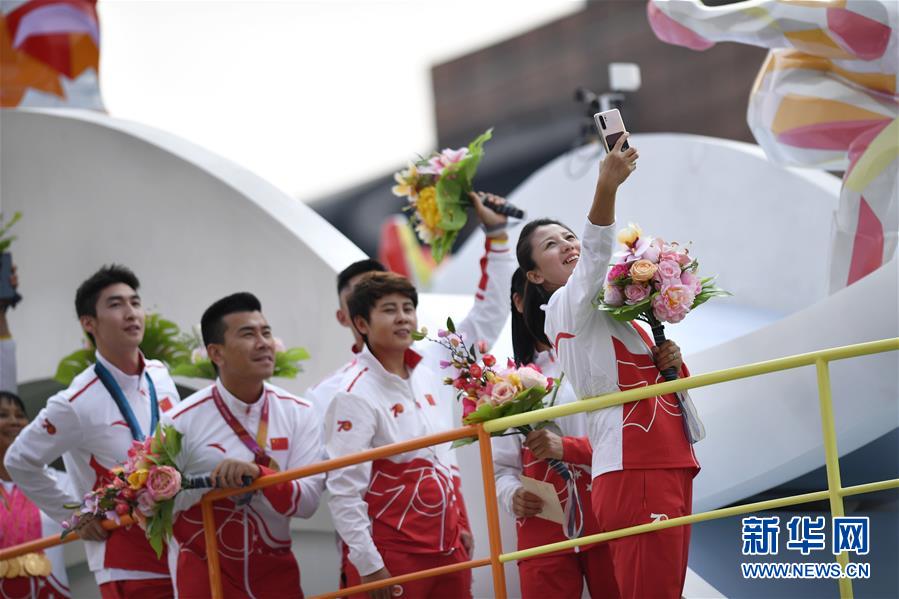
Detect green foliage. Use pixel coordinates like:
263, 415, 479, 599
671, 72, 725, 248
0, 211, 22, 253
169, 359, 217, 380
54, 313, 310, 384
429, 129, 493, 263
54, 349, 96, 386
692, 278, 732, 309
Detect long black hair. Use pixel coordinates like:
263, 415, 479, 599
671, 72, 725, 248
515, 218, 576, 356
510, 268, 536, 365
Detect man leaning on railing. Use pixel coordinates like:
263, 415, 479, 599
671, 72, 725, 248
162, 292, 325, 598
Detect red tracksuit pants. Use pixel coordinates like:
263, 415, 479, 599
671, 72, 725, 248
99, 578, 174, 599
592, 468, 695, 599
341, 542, 471, 599
518, 544, 619, 598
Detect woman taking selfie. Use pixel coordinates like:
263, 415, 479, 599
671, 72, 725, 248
515, 133, 699, 599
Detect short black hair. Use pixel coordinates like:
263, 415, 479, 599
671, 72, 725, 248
0, 391, 27, 419
337, 259, 387, 295
75, 264, 140, 318
201, 292, 263, 346
347, 272, 417, 324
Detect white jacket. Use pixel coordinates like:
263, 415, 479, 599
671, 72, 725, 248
325, 346, 469, 577
543, 221, 699, 478
4, 352, 180, 584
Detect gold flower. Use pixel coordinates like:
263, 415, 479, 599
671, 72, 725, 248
629, 259, 658, 283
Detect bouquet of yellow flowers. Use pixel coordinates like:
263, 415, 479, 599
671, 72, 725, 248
392, 129, 492, 262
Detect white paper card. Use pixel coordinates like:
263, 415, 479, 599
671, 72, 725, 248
519, 475, 565, 525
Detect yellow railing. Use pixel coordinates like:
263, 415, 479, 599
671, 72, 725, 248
1, 337, 896, 599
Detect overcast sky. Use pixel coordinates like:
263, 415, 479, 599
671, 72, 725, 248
98, 1, 583, 201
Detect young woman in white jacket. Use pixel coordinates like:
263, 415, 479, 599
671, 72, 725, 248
515, 133, 699, 599
492, 268, 618, 598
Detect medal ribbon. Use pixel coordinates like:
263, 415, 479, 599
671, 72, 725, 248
94, 359, 158, 442
211, 387, 279, 471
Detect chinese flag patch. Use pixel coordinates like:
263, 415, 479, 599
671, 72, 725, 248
425, 394, 436, 406
159, 397, 173, 412
271, 437, 289, 451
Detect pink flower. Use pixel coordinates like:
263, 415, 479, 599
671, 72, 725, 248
419, 147, 470, 175
517, 366, 548, 390
114, 500, 131, 516
136, 489, 157, 517
439, 360, 451, 369
437, 329, 448, 338
462, 397, 477, 418
652, 284, 696, 324
680, 270, 702, 295
603, 284, 625, 306
490, 381, 517, 406
643, 240, 662, 263
606, 263, 629, 282
273, 337, 286, 353
655, 259, 682, 284
477, 340, 488, 354
145, 466, 182, 502
624, 283, 650, 305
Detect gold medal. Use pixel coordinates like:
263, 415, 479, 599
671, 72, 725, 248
23, 553, 43, 577
39, 554, 53, 577
0, 560, 8, 577
4, 556, 20, 578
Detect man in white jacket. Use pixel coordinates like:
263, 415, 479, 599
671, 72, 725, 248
5, 265, 180, 598
164, 292, 325, 599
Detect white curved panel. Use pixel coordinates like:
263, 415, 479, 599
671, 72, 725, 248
0, 108, 366, 393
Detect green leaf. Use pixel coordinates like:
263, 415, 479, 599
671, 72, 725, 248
411, 330, 427, 341
282, 347, 310, 362
446, 317, 456, 334
435, 175, 468, 233
451, 437, 477, 449
462, 401, 500, 425
170, 360, 217, 380
162, 426, 182, 463
54, 349, 96, 386
596, 295, 654, 323
691, 283, 732, 309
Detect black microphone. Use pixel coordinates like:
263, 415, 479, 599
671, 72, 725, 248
479, 194, 525, 220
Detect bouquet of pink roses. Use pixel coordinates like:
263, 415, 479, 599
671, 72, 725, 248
416, 319, 563, 455
61, 425, 203, 557
391, 130, 492, 262
597, 223, 729, 376
416, 318, 584, 537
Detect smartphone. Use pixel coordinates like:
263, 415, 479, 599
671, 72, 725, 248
594, 109, 630, 153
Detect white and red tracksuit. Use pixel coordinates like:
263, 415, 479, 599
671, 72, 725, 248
493, 349, 618, 599
4, 352, 179, 594
543, 220, 700, 599
325, 347, 472, 599
163, 380, 325, 599
0, 476, 71, 599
